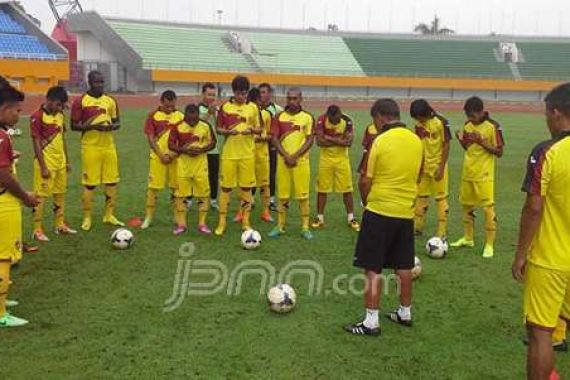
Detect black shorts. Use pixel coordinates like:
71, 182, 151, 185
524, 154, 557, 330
353, 210, 415, 274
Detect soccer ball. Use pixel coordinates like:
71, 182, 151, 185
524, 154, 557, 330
267, 284, 296, 313
426, 237, 448, 259
111, 228, 134, 250
412, 256, 422, 280
241, 229, 261, 250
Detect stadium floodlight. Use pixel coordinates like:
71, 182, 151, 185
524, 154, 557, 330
48, 0, 83, 23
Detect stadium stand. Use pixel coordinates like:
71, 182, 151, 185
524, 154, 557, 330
0, 9, 57, 60
516, 42, 570, 80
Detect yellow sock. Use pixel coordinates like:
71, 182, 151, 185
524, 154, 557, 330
299, 198, 310, 231
463, 206, 475, 241
240, 189, 253, 230
278, 199, 289, 229
145, 188, 158, 220
414, 196, 429, 234
484, 205, 497, 247
174, 197, 187, 227
0, 261, 11, 317
260, 186, 270, 214
217, 191, 230, 230
82, 187, 94, 219
104, 185, 118, 219
33, 196, 45, 232
436, 198, 449, 238
553, 319, 567, 344
53, 193, 65, 227
198, 197, 209, 226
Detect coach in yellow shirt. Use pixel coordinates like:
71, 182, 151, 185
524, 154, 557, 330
71, 70, 123, 231
513, 82, 570, 380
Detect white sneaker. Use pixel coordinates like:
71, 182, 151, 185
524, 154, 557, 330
6, 300, 19, 307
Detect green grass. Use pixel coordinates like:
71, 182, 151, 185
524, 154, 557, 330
1, 108, 563, 379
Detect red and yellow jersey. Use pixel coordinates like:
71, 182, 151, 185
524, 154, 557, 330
415, 114, 451, 175
461, 115, 504, 182
316, 113, 353, 160
0, 127, 18, 206
30, 107, 66, 170
522, 131, 570, 271
169, 120, 215, 176
144, 108, 185, 159
71, 93, 119, 148
255, 108, 272, 159
271, 109, 314, 162
358, 123, 380, 174
217, 99, 260, 160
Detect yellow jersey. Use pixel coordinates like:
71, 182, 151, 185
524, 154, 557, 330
365, 122, 423, 219
415, 114, 451, 175
316, 113, 353, 160
30, 106, 66, 171
169, 120, 215, 176
522, 131, 570, 271
255, 108, 272, 159
271, 109, 314, 162
0, 127, 19, 207
217, 99, 260, 160
144, 108, 185, 159
461, 116, 504, 182
71, 93, 119, 148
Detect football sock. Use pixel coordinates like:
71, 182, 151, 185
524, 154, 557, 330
414, 196, 429, 233
398, 305, 412, 320
217, 191, 230, 230
553, 319, 567, 343
0, 261, 10, 317
347, 213, 354, 222
462, 206, 475, 241
104, 185, 118, 219
278, 199, 289, 229
53, 193, 65, 228
317, 214, 324, 223
174, 197, 187, 227
363, 308, 379, 329
32, 196, 45, 232
299, 199, 310, 230
484, 206, 497, 247
197, 197, 209, 226
240, 189, 252, 230
82, 187, 94, 220
436, 198, 449, 237
260, 186, 270, 213
144, 188, 158, 221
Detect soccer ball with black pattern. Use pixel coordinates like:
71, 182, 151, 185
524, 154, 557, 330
426, 237, 448, 259
111, 228, 134, 250
241, 229, 261, 250
267, 284, 296, 313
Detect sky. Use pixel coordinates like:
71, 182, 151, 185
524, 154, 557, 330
19, 0, 570, 37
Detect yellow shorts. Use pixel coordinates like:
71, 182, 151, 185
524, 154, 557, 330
0, 202, 22, 264
459, 180, 494, 207
418, 170, 448, 199
220, 157, 256, 189
255, 152, 270, 187
33, 161, 67, 197
524, 263, 570, 330
81, 147, 120, 186
316, 158, 353, 193
277, 158, 310, 200
148, 157, 178, 190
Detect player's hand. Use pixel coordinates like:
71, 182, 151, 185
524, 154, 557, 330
285, 155, 297, 168
435, 166, 445, 181
455, 130, 464, 142
41, 167, 50, 179
24, 192, 39, 208
160, 154, 172, 164
512, 255, 527, 283
12, 150, 22, 159
241, 128, 253, 135
228, 129, 239, 135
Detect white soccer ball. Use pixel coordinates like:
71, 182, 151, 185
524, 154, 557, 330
426, 237, 448, 259
111, 228, 134, 250
241, 229, 261, 250
412, 256, 422, 280
267, 284, 297, 313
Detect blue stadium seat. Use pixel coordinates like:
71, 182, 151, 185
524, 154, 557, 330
0, 10, 55, 59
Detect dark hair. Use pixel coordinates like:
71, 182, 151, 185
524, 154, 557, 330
184, 103, 199, 114
160, 90, 177, 102
287, 87, 302, 96
326, 105, 341, 118
231, 75, 250, 93
464, 96, 485, 114
545, 82, 570, 116
410, 99, 434, 119
87, 70, 103, 83
247, 88, 261, 103
202, 82, 216, 93
46, 86, 69, 103
0, 85, 24, 106
370, 98, 400, 119
258, 83, 273, 92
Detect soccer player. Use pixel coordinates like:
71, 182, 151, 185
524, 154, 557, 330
269, 87, 315, 240
169, 104, 216, 235
0, 85, 40, 327
214, 75, 261, 236
71, 71, 123, 231
30, 86, 76, 241
450, 97, 504, 258
259, 83, 283, 211
410, 99, 451, 238
512, 82, 570, 380
312, 105, 360, 232
344, 99, 423, 336
199, 82, 220, 210
141, 90, 185, 229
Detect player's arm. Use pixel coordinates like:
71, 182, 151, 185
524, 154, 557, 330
291, 134, 315, 161
270, 117, 290, 159
109, 99, 121, 131
0, 168, 37, 207
455, 128, 469, 150
216, 108, 238, 136
478, 123, 504, 158
436, 124, 451, 181
359, 140, 377, 204
512, 194, 544, 282
144, 117, 171, 163
315, 117, 334, 147
192, 125, 217, 155
63, 132, 71, 172
247, 108, 263, 136
30, 115, 49, 179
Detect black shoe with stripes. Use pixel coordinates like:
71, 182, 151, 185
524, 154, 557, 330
385, 310, 413, 327
343, 322, 381, 336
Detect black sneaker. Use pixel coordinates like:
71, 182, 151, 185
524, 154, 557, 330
343, 322, 381, 336
386, 310, 413, 327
